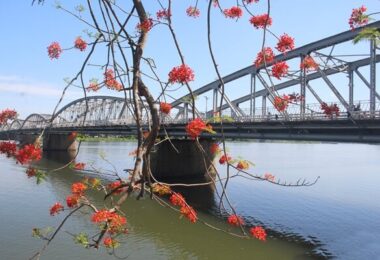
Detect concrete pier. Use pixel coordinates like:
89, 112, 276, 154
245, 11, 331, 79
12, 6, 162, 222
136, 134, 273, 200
42, 133, 78, 151
150, 139, 216, 179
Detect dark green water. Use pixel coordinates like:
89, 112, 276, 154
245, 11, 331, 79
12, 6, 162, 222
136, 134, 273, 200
1, 141, 380, 259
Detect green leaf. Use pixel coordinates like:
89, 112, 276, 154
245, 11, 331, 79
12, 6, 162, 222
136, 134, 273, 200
353, 27, 380, 44
35, 170, 47, 185
73, 233, 89, 248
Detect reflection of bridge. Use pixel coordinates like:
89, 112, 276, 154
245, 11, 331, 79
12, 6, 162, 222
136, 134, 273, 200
1, 21, 380, 143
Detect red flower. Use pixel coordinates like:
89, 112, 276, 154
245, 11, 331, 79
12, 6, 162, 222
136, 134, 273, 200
0, 109, 17, 125
264, 173, 275, 181
71, 182, 87, 195
300, 56, 318, 72
156, 9, 171, 20
249, 14, 272, 29
26, 167, 37, 178
73, 162, 86, 170
276, 34, 295, 53
160, 102, 172, 114
15, 144, 42, 165
104, 69, 122, 91
185, 118, 213, 139
91, 210, 127, 233
103, 237, 119, 248
0, 141, 17, 157
47, 42, 62, 59
219, 154, 231, 165
66, 195, 79, 208
169, 192, 186, 207
86, 82, 99, 92
74, 37, 87, 51
69, 131, 77, 140
254, 47, 274, 67
186, 6, 200, 18
321, 102, 340, 118
274, 96, 289, 112
168, 64, 195, 85
210, 143, 220, 155
107, 181, 124, 195
136, 18, 153, 33
50, 202, 64, 216
227, 214, 244, 226
250, 226, 267, 241
92, 209, 113, 223
223, 6, 243, 19
271, 61, 289, 80
349, 6, 368, 30
236, 160, 249, 170
180, 205, 198, 223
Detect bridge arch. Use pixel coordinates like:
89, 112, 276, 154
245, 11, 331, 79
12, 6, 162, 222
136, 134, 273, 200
21, 114, 51, 129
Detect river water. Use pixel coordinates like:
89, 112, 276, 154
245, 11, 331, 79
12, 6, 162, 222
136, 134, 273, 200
0, 141, 379, 260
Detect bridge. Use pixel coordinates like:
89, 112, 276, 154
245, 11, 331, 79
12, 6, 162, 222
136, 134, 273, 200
1, 21, 380, 146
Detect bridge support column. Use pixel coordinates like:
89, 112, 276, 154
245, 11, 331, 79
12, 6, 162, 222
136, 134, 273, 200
213, 88, 218, 116
250, 73, 256, 117
262, 95, 267, 117
43, 133, 78, 151
300, 56, 306, 118
348, 69, 354, 109
370, 39, 376, 116
150, 139, 216, 180
16, 134, 40, 147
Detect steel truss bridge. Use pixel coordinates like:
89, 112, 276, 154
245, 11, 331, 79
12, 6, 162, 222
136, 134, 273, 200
1, 22, 380, 142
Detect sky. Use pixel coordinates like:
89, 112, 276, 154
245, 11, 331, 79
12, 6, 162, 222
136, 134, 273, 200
0, 0, 379, 118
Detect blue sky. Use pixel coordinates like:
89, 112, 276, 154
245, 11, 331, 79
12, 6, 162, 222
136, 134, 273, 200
0, 1, 379, 118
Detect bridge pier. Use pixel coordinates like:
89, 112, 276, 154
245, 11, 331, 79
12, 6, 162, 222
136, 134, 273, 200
43, 133, 78, 151
150, 139, 216, 180
16, 134, 40, 147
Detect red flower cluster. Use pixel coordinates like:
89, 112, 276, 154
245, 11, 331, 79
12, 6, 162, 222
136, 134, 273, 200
264, 173, 275, 181
47, 42, 62, 59
210, 143, 220, 155
274, 96, 289, 112
250, 14, 272, 29
71, 182, 87, 195
104, 69, 122, 91
26, 167, 37, 178
0, 141, 17, 157
219, 154, 231, 165
300, 56, 318, 72
50, 202, 64, 216
180, 205, 198, 223
349, 6, 368, 30
68, 131, 77, 140
271, 61, 289, 79
254, 47, 274, 67
136, 18, 153, 33
186, 6, 200, 18
107, 180, 124, 195
168, 64, 195, 85
86, 82, 100, 92
160, 102, 172, 114
321, 102, 340, 118
250, 226, 267, 241
15, 144, 42, 165
66, 195, 79, 208
169, 192, 186, 207
276, 34, 295, 53
74, 37, 87, 51
91, 210, 127, 233
156, 9, 171, 20
73, 162, 86, 170
103, 237, 118, 248
223, 6, 243, 19
236, 160, 249, 170
0, 109, 17, 125
185, 118, 213, 139
227, 214, 244, 226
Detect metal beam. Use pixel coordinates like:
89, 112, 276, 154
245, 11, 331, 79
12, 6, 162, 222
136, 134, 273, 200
306, 83, 324, 105
370, 40, 377, 115
171, 21, 380, 108
354, 69, 380, 100
349, 69, 354, 108
300, 56, 306, 117
250, 74, 256, 116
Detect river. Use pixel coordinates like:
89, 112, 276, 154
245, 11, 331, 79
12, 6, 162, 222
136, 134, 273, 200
0, 141, 379, 259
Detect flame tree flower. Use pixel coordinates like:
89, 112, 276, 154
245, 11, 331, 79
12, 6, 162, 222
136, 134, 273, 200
249, 14, 272, 29
276, 34, 295, 53
271, 61, 289, 80
185, 118, 214, 139
74, 37, 87, 51
254, 47, 275, 67
186, 6, 200, 18
47, 42, 62, 59
223, 6, 243, 19
227, 214, 245, 226
250, 226, 267, 241
168, 64, 195, 85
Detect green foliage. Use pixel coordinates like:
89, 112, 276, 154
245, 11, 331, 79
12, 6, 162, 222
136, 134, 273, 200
75, 4, 85, 13
353, 27, 380, 45
35, 170, 46, 185
73, 233, 89, 248
32, 227, 53, 239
